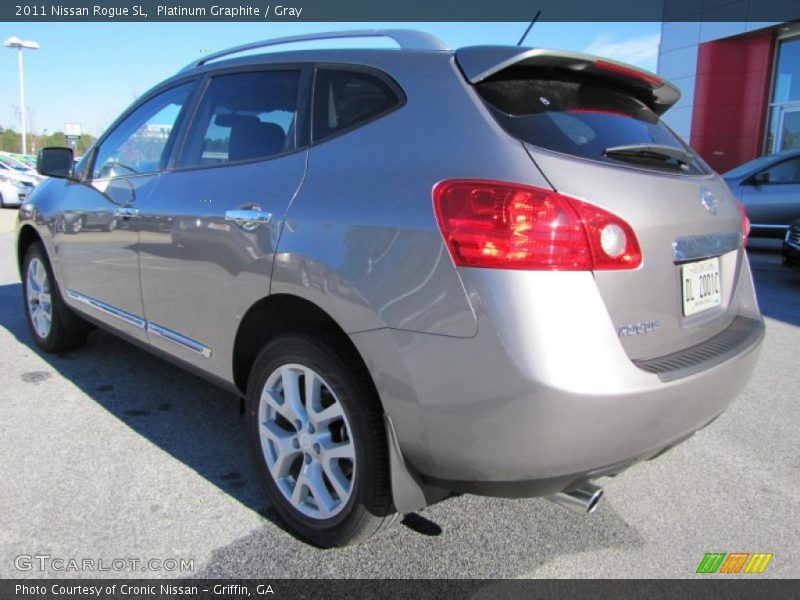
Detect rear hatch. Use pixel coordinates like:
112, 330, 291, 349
457, 47, 746, 360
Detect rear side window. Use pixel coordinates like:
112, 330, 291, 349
476, 68, 710, 175
312, 69, 400, 142
178, 70, 300, 168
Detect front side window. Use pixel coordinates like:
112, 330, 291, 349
178, 70, 300, 168
92, 83, 193, 179
763, 156, 800, 184
312, 69, 400, 142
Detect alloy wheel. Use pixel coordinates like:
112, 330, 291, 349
258, 364, 356, 520
26, 257, 52, 339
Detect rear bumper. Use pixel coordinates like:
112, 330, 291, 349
351, 261, 763, 497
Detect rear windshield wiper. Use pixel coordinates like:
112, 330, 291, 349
603, 144, 693, 168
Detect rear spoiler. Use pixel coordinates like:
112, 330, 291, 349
456, 46, 680, 116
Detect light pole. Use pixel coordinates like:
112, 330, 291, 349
4, 36, 39, 155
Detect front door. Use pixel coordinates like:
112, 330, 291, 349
137, 68, 308, 379
740, 154, 800, 229
57, 82, 195, 339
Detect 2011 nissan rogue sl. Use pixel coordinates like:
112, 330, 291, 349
17, 30, 764, 547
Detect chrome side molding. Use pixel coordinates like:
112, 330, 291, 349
146, 323, 213, 358
65, 290, 211, 358
672, 232, 741, 263
66, 290, 146, 329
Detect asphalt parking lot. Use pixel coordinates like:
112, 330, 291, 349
0, 207, 797, 579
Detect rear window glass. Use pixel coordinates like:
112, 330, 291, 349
312, 69, 400, 142
476, 69, 710, 175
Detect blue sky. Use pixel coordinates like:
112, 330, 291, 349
0, 21, 661, 137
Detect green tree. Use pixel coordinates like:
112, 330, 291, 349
34, 131, 97, 156
1, 128, 21, 153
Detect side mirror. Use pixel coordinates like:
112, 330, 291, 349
38, 147, 74, 179
750, 171, 770, 185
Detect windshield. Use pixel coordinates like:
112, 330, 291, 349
476, 68, 710, 175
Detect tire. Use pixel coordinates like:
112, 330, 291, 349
68, 216, 84, 234
247, 333, 396, 547
22, 242, 90, 353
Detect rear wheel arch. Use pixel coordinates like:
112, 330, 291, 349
232, 294, 377, 401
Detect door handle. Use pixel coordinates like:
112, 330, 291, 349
224, 210, 272, 226
114, 207, 140, 218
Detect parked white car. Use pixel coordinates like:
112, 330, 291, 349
0, 151, 37, 175
0, 161, 40, 186
0, 172, 30, 207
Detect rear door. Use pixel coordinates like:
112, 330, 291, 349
463, 51, 746, 360
137, 67, 309, 379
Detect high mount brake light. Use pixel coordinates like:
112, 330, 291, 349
433, 180, 642, 271
594, 60, 663, 87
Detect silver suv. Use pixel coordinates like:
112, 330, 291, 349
18, 30, 764, 547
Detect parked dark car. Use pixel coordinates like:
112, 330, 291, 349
724, 149, 800, 238
783, 219, 800, 272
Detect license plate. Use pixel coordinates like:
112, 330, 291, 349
682, 257, 721, 316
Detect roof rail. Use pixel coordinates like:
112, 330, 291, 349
180, 29, 451, 72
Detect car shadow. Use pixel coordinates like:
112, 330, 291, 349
0, 280, 645, 575
0, 280, 299, 539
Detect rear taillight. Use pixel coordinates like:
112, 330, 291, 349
432, 180, 641, 271
737, 201, 750, 246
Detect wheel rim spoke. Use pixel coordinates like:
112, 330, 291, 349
322, 457, 351, 501
260, 420, 300, 479
320, 437, 355, 461
261, 388, 293, 423
279, 366, 308, 425
291, 472, 310, 506
34, 260, 45, 287
27, 266, 40, 294
305, 462, 336, 517
305, 370, 323, 413
309, 399, 344, 429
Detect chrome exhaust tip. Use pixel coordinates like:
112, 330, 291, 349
549, 482, 604, 514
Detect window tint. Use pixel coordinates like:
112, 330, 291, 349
93, 83, 192, 179
763, 156, 800, 184
178, 70, 300, 168
476, 69, 709, 175
313, 69, 400, 142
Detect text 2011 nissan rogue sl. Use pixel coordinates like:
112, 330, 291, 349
17, 30, 764, 547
